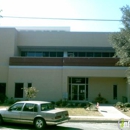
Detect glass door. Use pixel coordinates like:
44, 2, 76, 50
72, 85, 78, 100
71, 84, 86, 101
79, 85, 85, 100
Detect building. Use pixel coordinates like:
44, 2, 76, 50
0, 27, 129, 103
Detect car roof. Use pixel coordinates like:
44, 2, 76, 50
16, 101, 50, 105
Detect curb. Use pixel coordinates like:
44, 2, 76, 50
69, 118, 119, 123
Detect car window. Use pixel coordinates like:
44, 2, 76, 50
41, 103, 54, 111
23, 103, 38, 112
9, 103, 24, 111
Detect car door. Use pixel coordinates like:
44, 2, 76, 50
3, 103, 24, 123
20, 103, 38, 124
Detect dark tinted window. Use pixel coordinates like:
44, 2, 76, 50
50, 52, 56, 57
57, 52, 63, 57
23, 103, 38, 112
43, 52, 49, 57
87, 52, 93, 57
15, 83, 23, 98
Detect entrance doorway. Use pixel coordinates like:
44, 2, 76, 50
68, 77, 88, 101
71, 85, 86, 100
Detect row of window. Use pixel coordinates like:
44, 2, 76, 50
21, 51, 115, 57
21, 52, 63, 57
68, 52, 114, 57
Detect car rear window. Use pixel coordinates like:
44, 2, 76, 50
41, 103, 54, 111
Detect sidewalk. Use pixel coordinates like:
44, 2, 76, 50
70, 105, 130, 122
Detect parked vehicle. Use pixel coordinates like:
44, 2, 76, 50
0, 101, 70, 129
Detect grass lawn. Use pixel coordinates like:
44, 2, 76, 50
59, 107, 103, 116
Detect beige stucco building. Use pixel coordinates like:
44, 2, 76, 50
0, 27, 129, 103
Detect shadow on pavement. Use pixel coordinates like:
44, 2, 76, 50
0, 123, 82, 130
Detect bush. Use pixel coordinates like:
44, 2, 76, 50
115, 102, 124, 108
94, 93, 107, 103
55, 99, 62, 107
124, 103, 130, 107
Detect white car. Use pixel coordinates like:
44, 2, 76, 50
0, 101, 70, 129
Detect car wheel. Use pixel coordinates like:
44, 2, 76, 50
34, 118, 46, 129
0, 115, 3, 125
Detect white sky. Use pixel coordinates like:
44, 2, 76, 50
0, 0, 130, 32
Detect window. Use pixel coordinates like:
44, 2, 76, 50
79, 52, 86, 57
57, 52, 63, 57
0, 83, 6, 95
35, 52, 43, 57
41, 103, 54, 111
15, 83, 23, 98
102, 52, 109, 57
110, 52, 114, 57
86, 52, 93, 57
9, 103, 24, 111
94, 52, 101, 57
28, 83, 32, 88
21, 51, 27, 57
43, 52, 49, 57
50, 52, 57, 57
23, 103, 38, 112
113, 85, 117, 99
68, 52, 74, 57
27, 52, 35, 57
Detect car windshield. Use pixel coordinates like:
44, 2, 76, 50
41, 103, 55, 111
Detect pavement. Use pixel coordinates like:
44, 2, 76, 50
70, 104, 130, 123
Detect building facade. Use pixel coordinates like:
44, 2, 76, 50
0, 27, 129, 103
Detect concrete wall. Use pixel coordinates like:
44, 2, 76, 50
7, 67, 63, 101
0, 28, 18, 83
17, 31, 112, 47
89, 77, 126, 103
7, 66, 127, 103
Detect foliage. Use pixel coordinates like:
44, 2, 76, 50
23, 87, 39, 100
109, 5, 130, 66
109, 5, 130, 83
0, 10, 2, 18
94, 93, 107, 103
115, 102, 130, 112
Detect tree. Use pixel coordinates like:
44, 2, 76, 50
109, 5, 130, 82
0, 10, 2, 18
23, 87, 39, 100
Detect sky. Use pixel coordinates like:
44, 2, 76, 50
0, 0, 130, 32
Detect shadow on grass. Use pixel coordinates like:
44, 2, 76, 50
0, 123, 82, 130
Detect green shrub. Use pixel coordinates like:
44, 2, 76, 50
94, 93, 107, 103
115, 102, 124, 108
124, 103, 130, 107
55, 99, 62, 107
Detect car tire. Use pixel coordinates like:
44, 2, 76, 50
0, 115, 3, 125
34, 118, 46, 129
